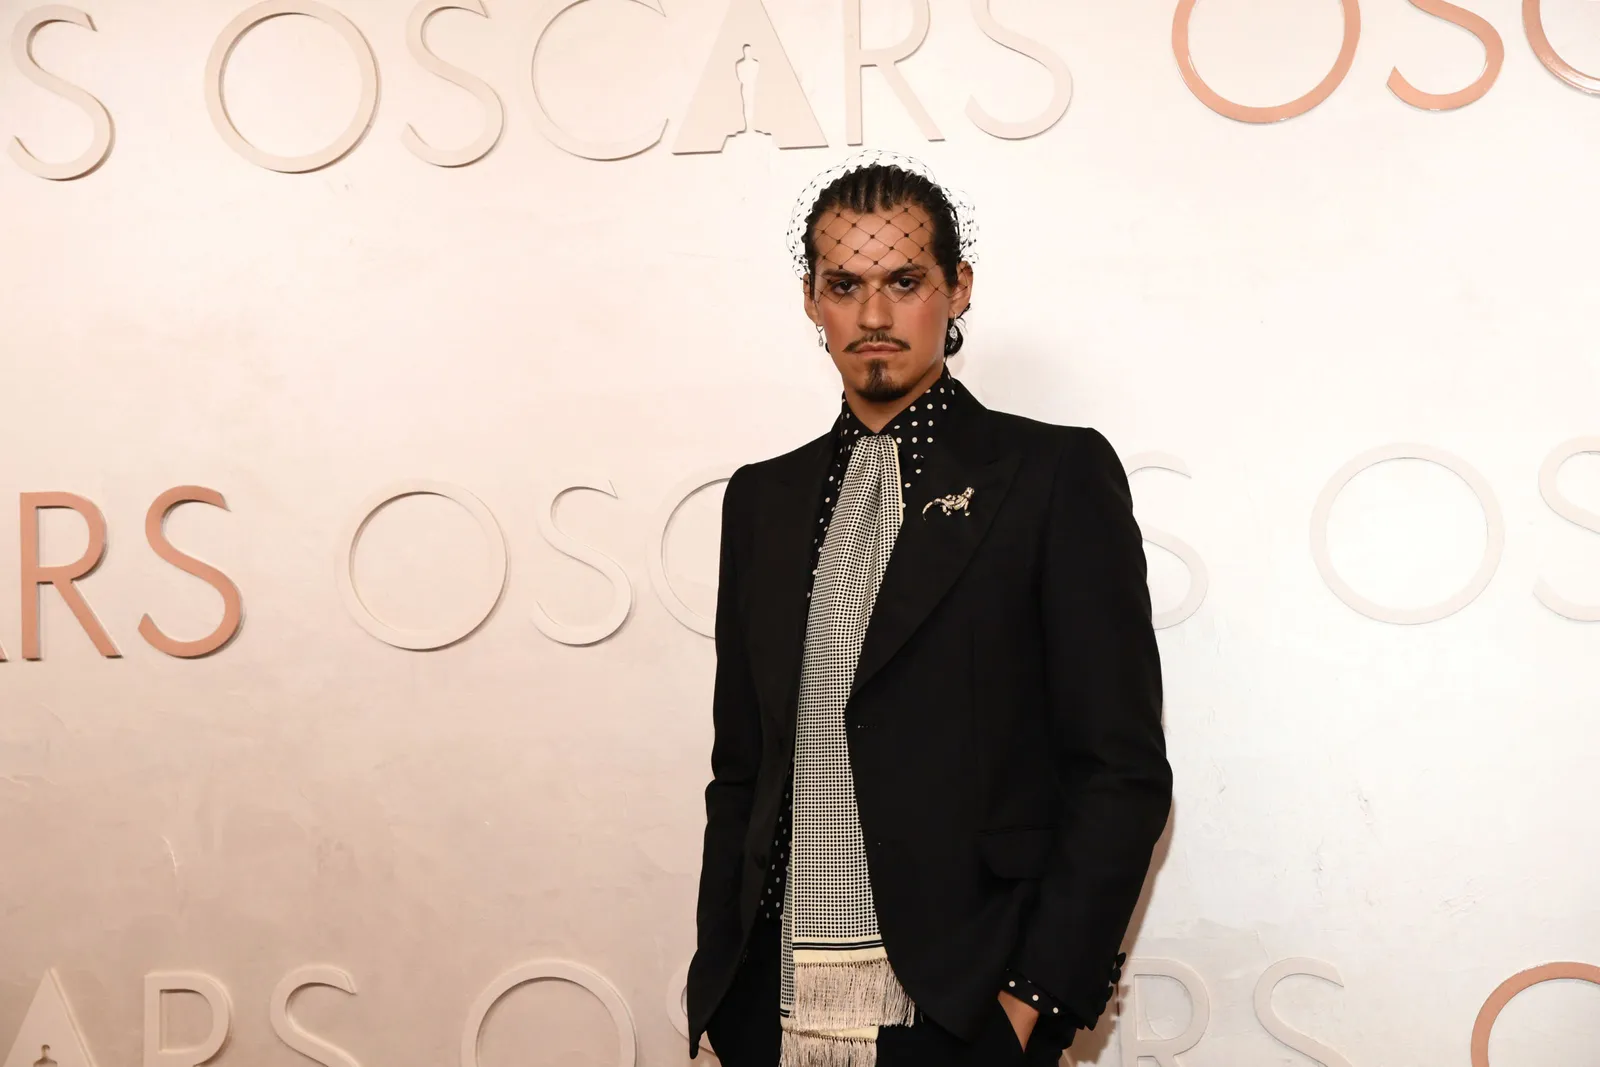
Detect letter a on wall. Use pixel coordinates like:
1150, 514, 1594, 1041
2, 969, 97, 1067
673, 0, 826, 153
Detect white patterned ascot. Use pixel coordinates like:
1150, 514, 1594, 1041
779, 431, 916, 1067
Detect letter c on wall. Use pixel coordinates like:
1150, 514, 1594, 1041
205, 0, 380, 172
650, 467, 734, 638
1172, 0, 1361, 123
529, 0, 667, 160
1524, 0, 1600, 95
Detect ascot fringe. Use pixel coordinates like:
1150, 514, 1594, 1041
780, 1029, 878, 1067
788, 957, 918, 1033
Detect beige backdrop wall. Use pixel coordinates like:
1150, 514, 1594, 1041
2, 0, 1599, 1064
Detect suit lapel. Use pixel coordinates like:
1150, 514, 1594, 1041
744, 431, 833, 734
740, 395, 1020, 728
851, 403, 1019, 700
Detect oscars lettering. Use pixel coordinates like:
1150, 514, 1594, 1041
1, 437, 1595, 660
8, 0, 1600, 179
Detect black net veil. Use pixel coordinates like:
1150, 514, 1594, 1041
783, 149, 980, 353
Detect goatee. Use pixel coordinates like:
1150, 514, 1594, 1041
858, 359, 909, 403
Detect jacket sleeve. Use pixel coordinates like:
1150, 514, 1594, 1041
1008, 427, 1172, 1028
688, 466, 762, 1030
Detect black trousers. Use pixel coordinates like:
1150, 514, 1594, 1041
706, 916, 1070, 1066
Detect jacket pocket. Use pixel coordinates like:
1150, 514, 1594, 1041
977, 825, 1054, 879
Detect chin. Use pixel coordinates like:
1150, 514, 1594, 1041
859, 382, 909, 404
859, 368, 914, 403
861, 353, 941, 399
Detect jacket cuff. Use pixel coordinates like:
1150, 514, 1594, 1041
1002, 969, 1073, 1040
1003, 952, 1125, 1038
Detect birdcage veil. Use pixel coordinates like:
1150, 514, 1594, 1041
783, 148, 980, 281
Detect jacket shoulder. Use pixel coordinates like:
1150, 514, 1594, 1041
730, 430, 831, 487
981, 408, 1120, 466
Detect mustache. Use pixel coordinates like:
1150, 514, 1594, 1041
847, 335, 910, 352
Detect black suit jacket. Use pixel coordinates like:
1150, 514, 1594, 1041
686, 393, 1172, 1055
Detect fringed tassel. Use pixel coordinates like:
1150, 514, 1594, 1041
780, 1028, 878, 1067
789, 957, 918, 1032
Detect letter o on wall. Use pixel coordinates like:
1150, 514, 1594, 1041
1472, 962, 1600, 1067
338, 480, 508, 650
1310, 444, 1504, 624
205, 0, 380, 172
1172, 0, 1361, 123
462, 959, 636, 1067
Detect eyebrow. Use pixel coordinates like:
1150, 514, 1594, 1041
819, 264, 928, 281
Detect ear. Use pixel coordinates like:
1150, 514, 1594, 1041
948, 261, 974, 318
801, 274, 821, 326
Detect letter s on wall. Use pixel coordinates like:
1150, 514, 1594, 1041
1388, 0, 1504, 110
531, 479, 635, 646
1125, 453, 1208, 630
270, 965, 360, 1067
8, 6, 113, 180
1535, 437, 1600, 622
403, 0, 505, 167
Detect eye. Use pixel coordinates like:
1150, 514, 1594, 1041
891, 274, 922, 290
829, 279, 858, 295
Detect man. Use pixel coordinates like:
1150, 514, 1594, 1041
687, 149, 1172, 1066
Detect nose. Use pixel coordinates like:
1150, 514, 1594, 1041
856, 283, 893, 331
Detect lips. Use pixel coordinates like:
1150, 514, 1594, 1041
854, 344, 901, 352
